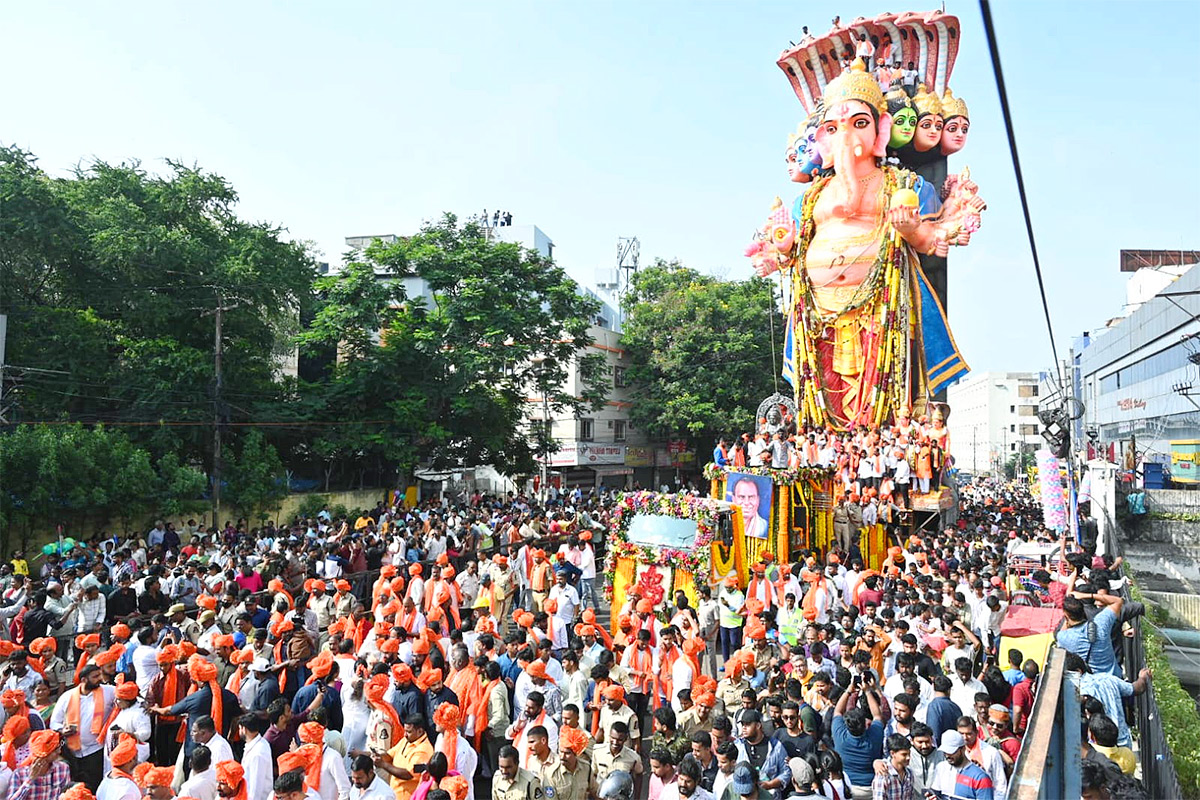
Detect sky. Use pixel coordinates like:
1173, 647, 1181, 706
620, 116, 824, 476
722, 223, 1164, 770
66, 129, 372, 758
4, 1, 1199, 376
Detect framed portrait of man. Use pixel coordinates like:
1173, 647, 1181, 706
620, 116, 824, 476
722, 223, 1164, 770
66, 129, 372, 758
725, 473, 773, 539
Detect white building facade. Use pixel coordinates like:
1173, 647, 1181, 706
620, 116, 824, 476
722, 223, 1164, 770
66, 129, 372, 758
1076, 257, 1200, 468
947, 371, 1043, 476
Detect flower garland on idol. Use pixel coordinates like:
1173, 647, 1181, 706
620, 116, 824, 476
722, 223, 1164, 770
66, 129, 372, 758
603, 491, 718, 599
702, 462, 836, 484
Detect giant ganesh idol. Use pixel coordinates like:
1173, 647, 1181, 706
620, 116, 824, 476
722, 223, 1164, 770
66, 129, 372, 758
749, 33, 985, 432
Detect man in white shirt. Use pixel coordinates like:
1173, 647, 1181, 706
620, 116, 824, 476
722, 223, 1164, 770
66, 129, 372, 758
348, 753, 397, 800
191, 716, 234, 766
97, 733, 141, 800
237, 715, 274, 800
547, 573, 580, 651
50, 664, 115, 788
178, 744, 218, 800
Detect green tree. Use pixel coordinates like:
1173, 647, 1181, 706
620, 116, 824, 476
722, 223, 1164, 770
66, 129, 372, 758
222, 429, 287, 521
0, 146, 316, 467
621, 259, 780, 445
1005, 451, 1035, 480
294, 216, 606, 480
0, 425, 206, 545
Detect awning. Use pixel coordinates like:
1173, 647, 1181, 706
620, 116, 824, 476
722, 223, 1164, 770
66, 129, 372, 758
591, 466, 634, 476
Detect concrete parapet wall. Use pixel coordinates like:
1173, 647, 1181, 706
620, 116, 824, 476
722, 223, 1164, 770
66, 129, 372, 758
1148, 489, 1200, 514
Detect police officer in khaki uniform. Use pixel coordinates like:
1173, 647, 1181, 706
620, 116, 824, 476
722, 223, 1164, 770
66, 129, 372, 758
591, 722, 643, 792
541, 727, 591, 800
493, 744, 543, 800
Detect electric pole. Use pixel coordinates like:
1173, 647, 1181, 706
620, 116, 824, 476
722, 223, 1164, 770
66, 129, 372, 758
204, 290, 241, 526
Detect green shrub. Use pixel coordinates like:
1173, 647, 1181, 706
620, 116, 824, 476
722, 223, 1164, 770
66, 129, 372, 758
294, 494, 329, 521
1129, 578, 1200, 798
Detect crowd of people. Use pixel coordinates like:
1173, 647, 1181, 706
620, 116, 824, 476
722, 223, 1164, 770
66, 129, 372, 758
0, 468, 1154, 800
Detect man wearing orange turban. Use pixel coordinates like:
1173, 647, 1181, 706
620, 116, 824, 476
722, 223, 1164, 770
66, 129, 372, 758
1, 714, 31, 771
148, 657, 237, 759
139, 766, 176, 800
597, 683, 640, 749
543, 724, 590, 800
296, 722, 349, 800
215, 760, 248, 800
716, 654, 750, 712
147, 644, 191, 767
98, 732, 140, 799
104, 681, 151, 769
432, 703, 477, 798
8, 730, 72, 796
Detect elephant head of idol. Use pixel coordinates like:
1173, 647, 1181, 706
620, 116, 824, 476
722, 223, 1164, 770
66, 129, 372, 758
814, 60, 891, 219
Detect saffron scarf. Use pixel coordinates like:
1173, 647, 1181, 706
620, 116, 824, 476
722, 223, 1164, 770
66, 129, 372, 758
64, 685, 105, 751
471, 678, 501, 749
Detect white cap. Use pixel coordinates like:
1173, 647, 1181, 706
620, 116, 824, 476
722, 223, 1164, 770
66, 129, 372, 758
938, 730, 966, 754
251, 658, 271, 672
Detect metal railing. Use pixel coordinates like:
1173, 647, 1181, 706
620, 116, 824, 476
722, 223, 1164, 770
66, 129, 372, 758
1106, 515, 1186, 800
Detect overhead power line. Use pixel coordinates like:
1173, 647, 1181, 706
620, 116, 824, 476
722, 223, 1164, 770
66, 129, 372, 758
979, 0, 1061, 374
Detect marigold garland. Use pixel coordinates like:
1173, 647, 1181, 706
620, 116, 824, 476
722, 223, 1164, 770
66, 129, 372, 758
604, 491, 720, 593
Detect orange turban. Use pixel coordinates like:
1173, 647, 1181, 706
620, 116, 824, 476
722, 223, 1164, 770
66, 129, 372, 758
268, 578, 285, 593
110, 624, 132, 640
188, 657, 217, 683
143, 767, 175, 788
0, 690, 25, 712
527, 661, 556, 683
307, 651, 333, 679
390, 577, 406, 594
231, 648, 254, 665
381, 600, 401, 617
62, 786, 95, 800
381, 565, 398, 578
724, 657, 743, 679
75, 633, 101, 651
93, 644, 124, 666
277, 750, 311, 776
416, 668, 443, 690
26, 730, 61, 761
133, 763, 154, 787
270, 618, 294, 638
408, 564, 422, 576
559, 726, 589, 754
156, 645, 180, 665
0, 641, 16, 657
116, 682, 140, 701
298, 721, 326, 744
433, 702, 461, 730
197, 595, 217, 611
617, 613, 633, 631
336, 579, 351, 592
694, 691, 716, 707
516, 612, 535, 630
110, 732, 139, 767
601, 685, 626, 703
724, 575, 739, 588
373, 622, 390, 636
411, 638, 430, 655
745, 620, 767, 640
178, 641, 197, 659
379, 639, 400, 654
636, 599, 654, 613
442, 776, 469, 800
311, 580, 326, 593
216, 761, 247, 800
435, 553, 450, 566
475, 618, 496, 635
683, 637, 705, 656
29, 638, 55, 656
544, 598, 558, 615
391, 663, 414, 685
442, 565, 456, 580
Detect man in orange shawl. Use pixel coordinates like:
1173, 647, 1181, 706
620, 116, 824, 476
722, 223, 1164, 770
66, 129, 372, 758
215, 760, 248, 800
49, 663, 113, 789
147, 645, 190, 766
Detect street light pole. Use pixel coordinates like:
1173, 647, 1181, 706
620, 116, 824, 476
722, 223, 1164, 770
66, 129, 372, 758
541, 389, 550, 504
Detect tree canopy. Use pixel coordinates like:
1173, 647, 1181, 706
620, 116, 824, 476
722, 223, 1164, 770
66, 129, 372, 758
0, 148, 609, 530
621, 259, 781, 445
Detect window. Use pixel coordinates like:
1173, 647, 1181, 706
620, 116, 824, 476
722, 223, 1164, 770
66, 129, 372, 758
1010, 405, 1015, 413
1011, 443, 1017, 451
613, 420, 627, 442
1099, 340, 1193, 393
1019, 424, 1039, 436
1018, 405, 1037, 416
614, 366, 627, 388
1010, 424, 1016, 433
1019, 384, 1038, 398
579, 418, 594, 441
